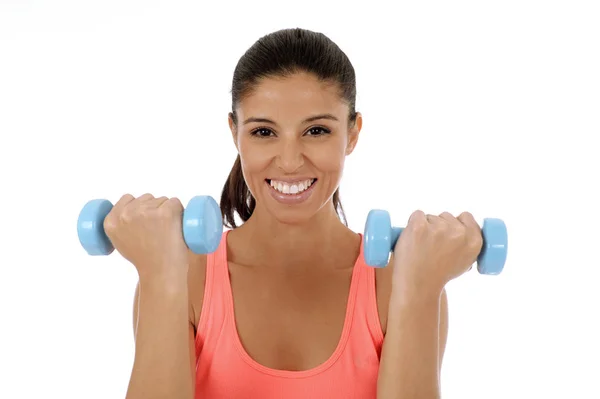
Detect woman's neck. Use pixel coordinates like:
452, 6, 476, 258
230, 202, 357, 270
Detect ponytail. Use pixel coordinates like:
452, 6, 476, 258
220, 154, 255, 229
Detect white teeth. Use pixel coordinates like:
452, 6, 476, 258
269, 178, 315, 195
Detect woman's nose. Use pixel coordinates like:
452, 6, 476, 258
275, 139, 304, 173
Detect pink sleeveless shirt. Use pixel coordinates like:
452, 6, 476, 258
194, 231, 384, 398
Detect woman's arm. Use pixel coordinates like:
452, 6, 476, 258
126, 274, 196, 399
377, 286, 448, 399
377, 209, 480, 398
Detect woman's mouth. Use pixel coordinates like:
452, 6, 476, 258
266, 178, 316, 194
265, 178, 317, 204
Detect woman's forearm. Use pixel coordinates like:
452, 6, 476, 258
126, 275, 194, 399
377, 287, 442, 399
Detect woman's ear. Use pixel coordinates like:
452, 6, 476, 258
346, 112, 362, 155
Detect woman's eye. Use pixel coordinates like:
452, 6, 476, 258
251, 126, 331, 137
306, 126, 331, 136
252, 128, 275, 137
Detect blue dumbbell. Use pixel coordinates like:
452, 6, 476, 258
77, 195, 223, 256
363, 210, 508, 274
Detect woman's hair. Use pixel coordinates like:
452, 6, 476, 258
220, 28, 358, 228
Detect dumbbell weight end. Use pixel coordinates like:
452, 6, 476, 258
77, 199, 115, 256
477, 218, 508, 275
363, 210, 402, 268
182, 195, 222, 254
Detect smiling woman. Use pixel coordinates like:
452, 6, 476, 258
125, 27, 451, 399
219, 29, 359, 229
191, 28, 447, 399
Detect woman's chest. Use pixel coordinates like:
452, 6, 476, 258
229, 264, 353, 371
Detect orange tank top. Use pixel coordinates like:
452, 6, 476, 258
194, 231, 384, 398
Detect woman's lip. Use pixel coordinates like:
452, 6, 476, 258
266, 177, 317, 183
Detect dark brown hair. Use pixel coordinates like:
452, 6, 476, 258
220, 28, 358, 228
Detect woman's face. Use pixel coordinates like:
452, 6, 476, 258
230, 71, 362, 224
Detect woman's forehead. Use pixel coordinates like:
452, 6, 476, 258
237, 75, 347, 121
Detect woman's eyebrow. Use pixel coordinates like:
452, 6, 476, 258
242, 113, 339, 126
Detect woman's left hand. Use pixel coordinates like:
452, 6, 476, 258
391, 210, 484, 297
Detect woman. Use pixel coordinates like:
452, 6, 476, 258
105, 28, 483, 399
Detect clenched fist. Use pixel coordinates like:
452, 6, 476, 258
103, 193, 190, 280
392, 210, 483, 296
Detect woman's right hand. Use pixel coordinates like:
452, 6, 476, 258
103, 193, 190, 280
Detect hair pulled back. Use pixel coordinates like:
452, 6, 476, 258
221, 28, 357, 228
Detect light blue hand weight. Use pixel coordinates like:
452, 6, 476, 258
363, 210, 508, 274
77, 195, 223, 256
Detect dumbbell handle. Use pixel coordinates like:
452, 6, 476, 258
389, 227, 404, 249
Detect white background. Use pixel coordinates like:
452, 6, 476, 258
1, 0, 599, 398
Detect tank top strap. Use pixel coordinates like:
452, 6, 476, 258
195, 230, 231, 355
352, 234, 385, 346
